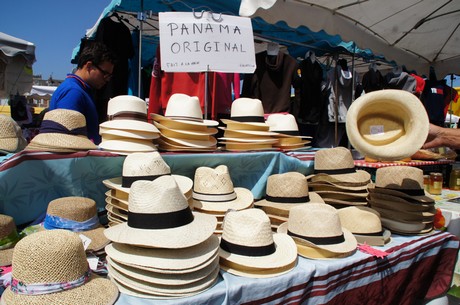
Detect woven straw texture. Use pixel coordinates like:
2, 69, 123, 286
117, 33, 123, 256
0, 214, 17, 266
0, 114, 26, 153
337, 206, 382, 234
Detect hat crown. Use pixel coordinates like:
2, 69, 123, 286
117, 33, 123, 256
222, 209, 274, 247
106, 95, 147, 116
47, 197, 97, 222
314, 147, 355, 171
337, 206, 382, 234
266, 114, 299, 132
12, 230, 88, 285
0, 115, 21, 139
266, 172, 309, 198
193, 165, 235, 195
230, 98, 265, 120
122, 152, 171, 177
288, 203, 343, 238
165, 93, 204, 120
42, 109, 87, 131
0, 214, 15, 238
128, 176, 188, 214
375, 166, 424, 190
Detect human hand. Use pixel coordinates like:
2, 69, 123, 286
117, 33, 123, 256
422, 123, 445, 149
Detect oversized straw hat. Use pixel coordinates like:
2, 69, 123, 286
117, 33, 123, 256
104, 176, 217, 248
278, 203, 357, 256
1, 230, 119, 305
192, 165, 254, 212
25, 109, 97, 152
306, 147, 371, 184
219, 209, 297, 278
0, 115, 27, 154
99, 95, 160, 134
346, 89, 429, 161
151, 93, 219, 127
337, 206, 391, 246
255, 172, 324, 217
0, 214, 24, 266
102, 151, 192, 198
266, 113, 311, 139
221, 98, 270, 128
43, 196, 109, 252
368, 166, 434, 203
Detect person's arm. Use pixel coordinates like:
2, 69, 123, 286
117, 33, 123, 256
423, 123, 460, 149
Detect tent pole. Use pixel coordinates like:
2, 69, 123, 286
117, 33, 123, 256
137, 12, 144, 97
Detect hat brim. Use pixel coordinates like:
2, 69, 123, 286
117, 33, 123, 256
160, 135, 217, 148
353, 229, 392, 246
309, 181, 371, 191
100, 119, 160, 134
152, 114, 219, 127
294, 243, 355, 259
218, 126, 277, 136
306, 171, 371, 185
220, 119, 269, 129
152, 118, 219, 133
254, 192, 325, 217
106, 203, 128, 219
192, 188, 254, 212
99, 128, 160, 140
380, 217, 433, 234
27, 133, 97, 151
219, 256, 297, 278
370, 205, 436, 222
99, 139, 157, 152
0, 138, 21, 154
218, 137, 278, 143
367, 185, 434, 203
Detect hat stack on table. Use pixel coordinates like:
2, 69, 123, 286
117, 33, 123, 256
265, 113, 312, 151
255, 172, 324, 230
99, 95, 160, 154
102, 152, 193, 226
191, 165, 254, 234
306, 147, 372, 207
219, 98, 279, 151
367, 166, 436, 235
151, 93, 219, 152
104, 176, 219, 298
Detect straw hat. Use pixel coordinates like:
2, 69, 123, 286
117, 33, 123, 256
25, 109, 97, 152
220, 98, 269, 128
98, 137, 157, 154
368, 166, 434, 203
192, 165, 254, 212
0, 115, 27, 154
367, 192, 434, 212
99, 95, 159, 133
255, 172, 324, 217
99, 126, 160, 140
104, 176, 216, 248
160, 133, 217, 148
346, 89, 429, 161
337, 206, 391, 246
380, 218, 433, 235
152, 120, 218, 135
266, 113, 311, 139
219, 209, 297, 278
306, 147, 371, 184
278, 203, 357, 257
102, 152, 192, 198
1, 230, 119, 305
151, 93, 218, 127
0, 214, 24, 266
43, 196, 109, 252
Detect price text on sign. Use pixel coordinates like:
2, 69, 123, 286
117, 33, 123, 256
159, 12, 256, 73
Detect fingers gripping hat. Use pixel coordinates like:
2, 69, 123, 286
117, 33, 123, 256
0, 115, 27, 154
346, 89, 429, 161
0, 214, 24, 266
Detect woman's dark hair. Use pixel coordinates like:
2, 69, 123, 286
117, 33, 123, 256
77, 41, 117, 68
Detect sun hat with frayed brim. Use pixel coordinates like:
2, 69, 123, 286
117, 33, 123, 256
346, 89, 429, 161
255, 172, 324, 217
43, 196, 109, 252
0, 214, 24, 266
337, 206, 391, 246
0, 115, 27, 154
219, 209, 297, 278
306, 147, 371, 184
220, 98, 269, 128
278, 203, 357, 256
104, 176, 216, 248
25, 109, 97, 152
192, 165, 254, 212
1, 230, 119, 305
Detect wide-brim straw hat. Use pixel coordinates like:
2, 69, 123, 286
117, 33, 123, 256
26, 109, 97, 152
43, 196, 109, 252
160, 134, 217, 148
380, 217, 433, 235
152, 120, 218, 135
306, 147, 371, 184
104, 176, 216, 248
192, 165, 254, 213
154, 121, 218, 136
346, 89, 429, 161
156, 138, 217, 152
218, 128, 279, 138
219, 209, 297, 277
367, 192, 434, 212
0, 114, 27, 154
218, 136, 278, 144
369, 166, 434, 203
255, 172, 324, 217
220, 97, 269, 128
278, 203, 357, 255
370, 205, 435, 223
266, 113, 312, 139
99, 126, 160, 140
220, 142, 275, 151
308, 181, 370, 192
1, 230, 119, 305
337, 206, 391, 246
0, 214, 24, 266
98, 138, 157, 153
106, 204, 128, 221
100, 120, 160, 135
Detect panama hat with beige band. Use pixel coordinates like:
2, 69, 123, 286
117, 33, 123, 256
346, 89, 429, 161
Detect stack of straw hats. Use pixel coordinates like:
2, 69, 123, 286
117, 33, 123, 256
0, 214, 25, 266
219, 208, 298, 278
265, 113, 312, 151
278, 203, 358, 259
42, 196, 110, 254
104, 176, 219, 298
151, 93, 219, 152
255, 172, 324, 230
0, 114, 27, 155
1, 229, 119, 304
102, 152, 193, 226
99, 95, 160, 154
219, 98, 279, 151
191, 165, 254, 234
367, 166, 436, 235
306, 147, 372, 207
337, 206, 391, 246
25, 109, 98, 152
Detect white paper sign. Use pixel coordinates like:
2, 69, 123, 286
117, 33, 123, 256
159, 12, 256, 73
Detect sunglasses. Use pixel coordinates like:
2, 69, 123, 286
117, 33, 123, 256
94, 64, 113, 79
